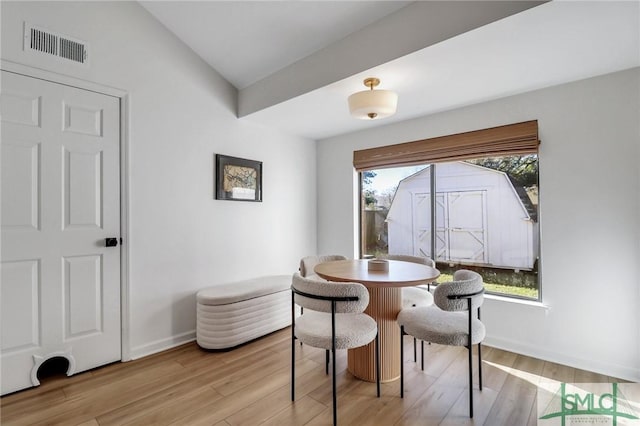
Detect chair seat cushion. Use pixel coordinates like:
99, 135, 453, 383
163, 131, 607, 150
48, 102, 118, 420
402, 286, 433, 308
397, 306, 485, 347
295, 311, 377, 350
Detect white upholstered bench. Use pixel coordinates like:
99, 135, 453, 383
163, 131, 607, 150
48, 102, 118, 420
196, 275, 292, 350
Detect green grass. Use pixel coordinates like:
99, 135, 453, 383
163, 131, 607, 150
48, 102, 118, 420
437, 273, 539, 299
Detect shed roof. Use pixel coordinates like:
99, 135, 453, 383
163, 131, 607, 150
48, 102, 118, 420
392, 161, 537, 222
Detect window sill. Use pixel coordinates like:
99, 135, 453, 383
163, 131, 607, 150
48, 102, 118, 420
484, 293, 549, 309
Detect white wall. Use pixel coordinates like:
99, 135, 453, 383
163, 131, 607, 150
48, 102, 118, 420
318, 68, 640, 381
1, 1, 317, 358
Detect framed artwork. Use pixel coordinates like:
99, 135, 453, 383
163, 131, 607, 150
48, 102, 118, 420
215, 154, 262, 202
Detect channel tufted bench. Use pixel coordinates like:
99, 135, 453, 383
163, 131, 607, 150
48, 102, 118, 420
196, 275, 292, 350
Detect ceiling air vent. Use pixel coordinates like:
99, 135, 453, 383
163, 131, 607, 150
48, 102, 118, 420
24, 23, 89, 66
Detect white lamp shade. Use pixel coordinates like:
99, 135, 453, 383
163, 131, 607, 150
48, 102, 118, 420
348, 89, 398, 120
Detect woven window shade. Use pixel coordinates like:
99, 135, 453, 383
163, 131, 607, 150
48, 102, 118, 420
353, 120, 539, 171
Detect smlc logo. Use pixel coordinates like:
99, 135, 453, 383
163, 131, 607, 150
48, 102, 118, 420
539, 383, 640, 426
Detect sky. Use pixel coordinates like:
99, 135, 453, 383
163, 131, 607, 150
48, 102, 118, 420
367, 165, 428, 193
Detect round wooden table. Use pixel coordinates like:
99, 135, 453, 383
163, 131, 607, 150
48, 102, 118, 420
314, 259, 440, 383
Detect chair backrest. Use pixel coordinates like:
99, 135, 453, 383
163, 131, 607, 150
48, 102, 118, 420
433, 269, 484, 312
380, 254, 435, 268
299, 255, 347, 277
291, 272, 369, 314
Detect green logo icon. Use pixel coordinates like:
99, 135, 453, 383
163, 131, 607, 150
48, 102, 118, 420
539, 383, 639, 425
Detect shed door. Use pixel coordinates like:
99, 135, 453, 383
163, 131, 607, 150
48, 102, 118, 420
1, 71, 121, 395
446, 191, 488, 264
412, 190, 487, 264
412, 193, 446, 259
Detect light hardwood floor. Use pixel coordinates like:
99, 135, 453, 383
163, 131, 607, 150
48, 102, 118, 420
1, 327, 616, 426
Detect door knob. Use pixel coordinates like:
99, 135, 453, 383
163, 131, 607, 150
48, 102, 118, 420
105, 238, 119, 247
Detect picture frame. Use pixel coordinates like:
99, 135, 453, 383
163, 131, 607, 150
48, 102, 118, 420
215, 154, 262, 202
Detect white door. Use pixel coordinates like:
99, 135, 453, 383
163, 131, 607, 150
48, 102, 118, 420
447, 191, 488, 263
412, 192, 446, 260
412, 191, 487, 264
412, 192, 431, 257
1, 70, 121, 395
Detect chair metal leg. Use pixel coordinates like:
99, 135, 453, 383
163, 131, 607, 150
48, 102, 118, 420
421, 340, 424, 371
325, 349, 329, 375
400, 325, 405, 398
477, 307, 483, 391
332, 349, 337, 425
468, 344, 474, 418
375, 332, 381, 398
291, 294, 296, 401
331, 301, 337, 426
291, 333, 295, 401
478, 343, 483, 390
413, 337, 417, 362
468, 297, 474, 418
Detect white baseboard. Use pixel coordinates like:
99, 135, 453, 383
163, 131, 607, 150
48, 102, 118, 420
129, 330, 196, 360
484, 335, 640, 383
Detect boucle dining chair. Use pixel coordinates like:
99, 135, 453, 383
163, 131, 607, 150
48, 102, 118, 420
379, 253, 435, 306
397, 269, 485, 418
291, 272, 380, 426
379, 253, 436, 362
297, 255, 348, 368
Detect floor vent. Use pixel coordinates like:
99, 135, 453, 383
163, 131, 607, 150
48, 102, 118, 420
24, 23, 88, 65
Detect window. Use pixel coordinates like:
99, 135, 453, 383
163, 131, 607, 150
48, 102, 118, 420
357, 122, 540, 300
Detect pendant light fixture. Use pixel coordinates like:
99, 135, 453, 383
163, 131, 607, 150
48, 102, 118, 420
348, 77, 398, 120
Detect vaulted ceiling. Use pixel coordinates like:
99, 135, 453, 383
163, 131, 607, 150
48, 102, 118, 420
141, 1, 640, 140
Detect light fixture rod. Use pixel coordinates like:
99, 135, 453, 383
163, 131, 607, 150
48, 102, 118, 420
363, 78, 380, 90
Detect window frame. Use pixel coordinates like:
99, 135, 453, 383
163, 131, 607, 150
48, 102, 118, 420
355, 121, 541, 301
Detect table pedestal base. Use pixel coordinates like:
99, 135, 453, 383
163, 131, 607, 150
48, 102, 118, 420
347, 287, 402, 383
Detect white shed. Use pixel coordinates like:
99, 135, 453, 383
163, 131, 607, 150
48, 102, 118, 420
387, 162, 537, 270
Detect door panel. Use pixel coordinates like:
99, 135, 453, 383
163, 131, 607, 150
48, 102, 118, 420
0, 260, 40, 352
63, 254, 103, 339
1, 70, 121, 395
0, 92, 40, 127
412, 192, 447, 261
63, 102, 104, 136
412, 193, 429, 257
1, 139, 40, 230
447, 191, 487, 263
64, 149, 103, 229
435, 193, 447, 261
